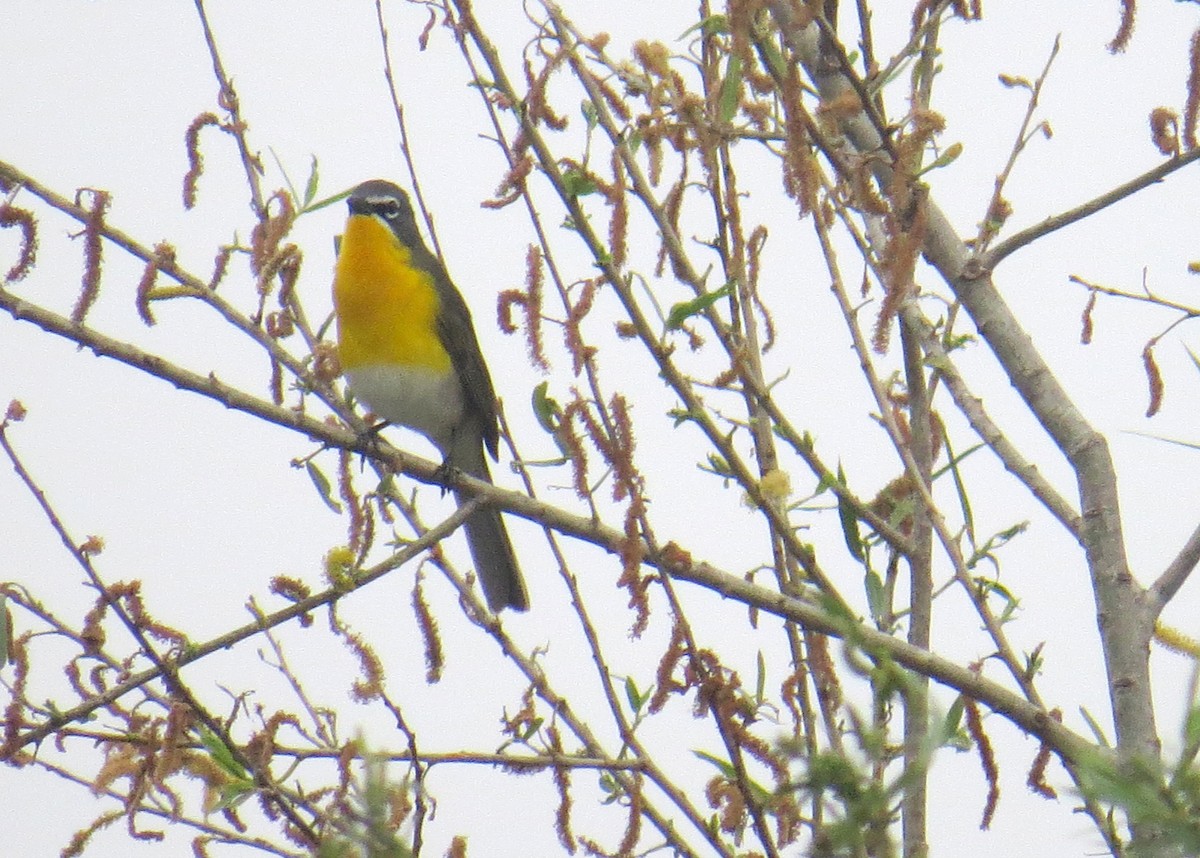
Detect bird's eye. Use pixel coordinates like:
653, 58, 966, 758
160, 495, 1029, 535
377, 200, 401, 219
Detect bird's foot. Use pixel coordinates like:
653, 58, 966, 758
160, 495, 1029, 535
433, 457, 460, 497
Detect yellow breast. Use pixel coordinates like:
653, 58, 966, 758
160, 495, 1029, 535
333, 214, 451, 373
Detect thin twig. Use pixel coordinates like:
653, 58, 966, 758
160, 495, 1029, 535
373, 0, 445, 262
899, 314, 933, 858
971, 35, 1060, 254
1150, 522, 1200, 612
865, 0, 954, 98
1070, 274, 1200, 318
0, 158, 312, 386
0, 419, 323, 843
1, 499, 479, 756
855, 0, 878, 79
985, 147, 1200, 267
903, 309, 1083, 536
674, 558, 1100, 765
192, 0, 266, 216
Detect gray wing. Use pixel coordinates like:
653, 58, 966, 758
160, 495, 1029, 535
414, 244, 502, 461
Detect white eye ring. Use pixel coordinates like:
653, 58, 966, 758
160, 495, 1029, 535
363, 196, 402, 219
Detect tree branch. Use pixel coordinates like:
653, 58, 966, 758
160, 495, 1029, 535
766, 4, 1164, 837
985, 147, 1200, 268
902, 307, 1082, 537
1150, 521, 1200, 613
674, 558, 1099, 766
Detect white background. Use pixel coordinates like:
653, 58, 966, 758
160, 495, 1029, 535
4, 2, 1200, 855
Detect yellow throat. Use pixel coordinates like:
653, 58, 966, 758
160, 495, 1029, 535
333, 214, 451, 373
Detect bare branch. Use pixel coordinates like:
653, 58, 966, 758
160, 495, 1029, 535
765, 11, 1164, 847
903, 308, 1083, 537
0, 421, 321, 844
972, 35, 1061, 254
191, 0, 266, 215
673, 559, 1100, 767
1, 497, 478, 755
1150, 522, 1200, 612
985, 147, 1200, 268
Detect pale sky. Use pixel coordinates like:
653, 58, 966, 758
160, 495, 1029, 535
4, 2, 1200, 856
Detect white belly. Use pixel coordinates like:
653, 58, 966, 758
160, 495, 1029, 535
345, 363, 463, 453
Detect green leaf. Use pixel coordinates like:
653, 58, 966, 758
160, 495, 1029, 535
942, 331, 975, 352
268, 151, 326, 216
972, 575, 1016, 603
666, 281, 733, 330
942, 695, 966, 741
597, 770, 622, 803
522, 717, 544, 740
1185, 705, 1200, 748
1186, 344, 1200, 376
530, 382, 572, 463
306, 460, 344, 513
581, 100, 598, 131
532, 381, 562, 433
1125, 429, 1200, 451
302, 156, 320, 209
717, 53, 743, 124
806, 750, 864, 794
694, 749, 737, 780
268, 147, 298, 208
212, 779, 256, 812
624, 676, 646, 715
864, 570, 887, 623
703, 453, 734, 478
694, 750, 773, 803
935, 431, 979, 545
930, 441, 984, 480
966, 521, 1028, 570
1079, 706, 1112, 747
916, 142, 963, 176
625, 128, 643, 155
836, 463, 864, 562
997, 73, 1032, 90
668, 405, 699, 428
306, 186, 352, 215
199, 726, 249, 780
1024, 642, 1045, 679
561, 168, 598, 198
818, 590, 860, 629
680, 14, 728, 39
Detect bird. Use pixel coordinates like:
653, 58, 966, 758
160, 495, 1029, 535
331, 179, 528, 612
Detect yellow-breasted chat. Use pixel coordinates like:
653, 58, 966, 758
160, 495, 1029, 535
332, 179, 528, 612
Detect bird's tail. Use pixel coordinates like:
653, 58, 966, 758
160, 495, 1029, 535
452, 440, 529, 612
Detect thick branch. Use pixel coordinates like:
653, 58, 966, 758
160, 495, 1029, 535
675, 559, 1098, 766
766, 0, 1163, 775
0, 263, 1108, 781
903, 307, 1082, 536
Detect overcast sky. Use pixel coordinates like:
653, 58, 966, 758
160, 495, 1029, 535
4, 2, 1200, 856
